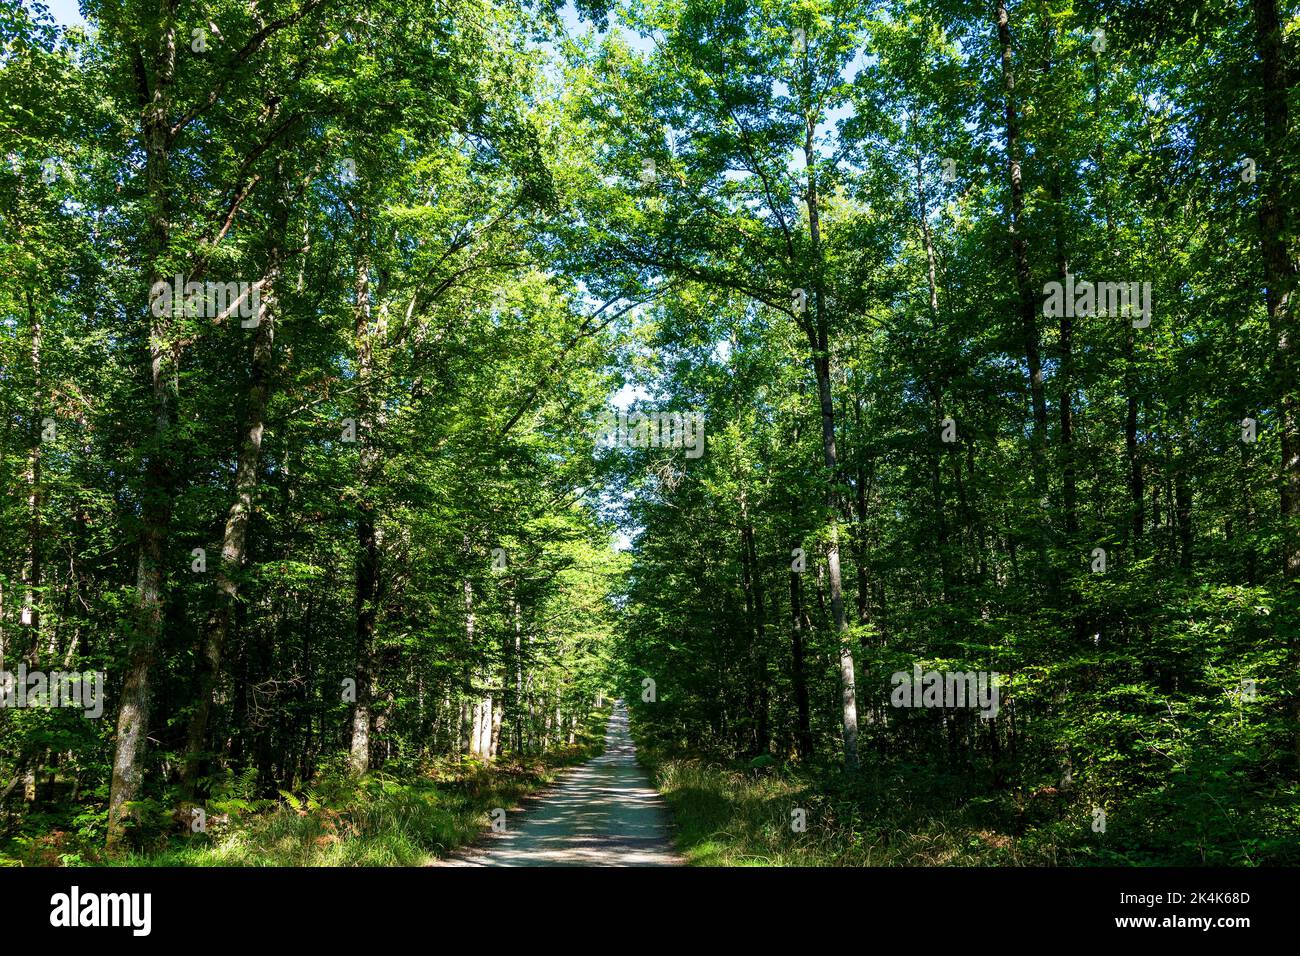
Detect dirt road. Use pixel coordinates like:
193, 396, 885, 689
438, 703, 682, 866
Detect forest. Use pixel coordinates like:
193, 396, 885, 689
0, 0, 1297, 869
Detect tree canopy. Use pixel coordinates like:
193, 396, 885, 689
1, 0, 1296, 866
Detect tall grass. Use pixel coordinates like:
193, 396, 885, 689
652, 758, 1065, 866
5, 716, 606, 867
111, 756, 590, 867
651, 754, 1300, 866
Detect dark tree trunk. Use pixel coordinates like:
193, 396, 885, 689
1251, 0, 1299, 766
788, 550, 813, 761
108, 16, 180, 850
182, 188, 289, 795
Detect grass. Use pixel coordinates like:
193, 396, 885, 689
4, 716, 606, 867
648, 754, 1300, 866
651, 757, 1038, 866
119, 753, 592, 867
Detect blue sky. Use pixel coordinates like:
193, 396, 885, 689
37, 0, 86, 29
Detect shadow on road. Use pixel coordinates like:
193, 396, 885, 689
435, 703, 682, 867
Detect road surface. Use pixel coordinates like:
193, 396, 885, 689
438, 703, 681, 866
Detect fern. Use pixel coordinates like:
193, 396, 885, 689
235, 766, 258, 800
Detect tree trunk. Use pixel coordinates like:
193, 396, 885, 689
1093, 48, 1143, 549
1050, 173, 1078, 538
1174, 465, 1193, 571
788, 548, 813, 760
21, 290, 41, 650
1250, 0, 1299, 765
490, 697, 503, 758
459, 699, 471, 756
108, 17, 180, 849
853, 394, 871, 629
512, 591, 524, 753
181, 192, 288, 795
916, 149, 954, 598
740, 513, 770, 755
349, 251, 380, 775
995, 0, 1050, 544
804, 118, 859, 770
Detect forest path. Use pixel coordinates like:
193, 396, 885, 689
434, 702, 682, 866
